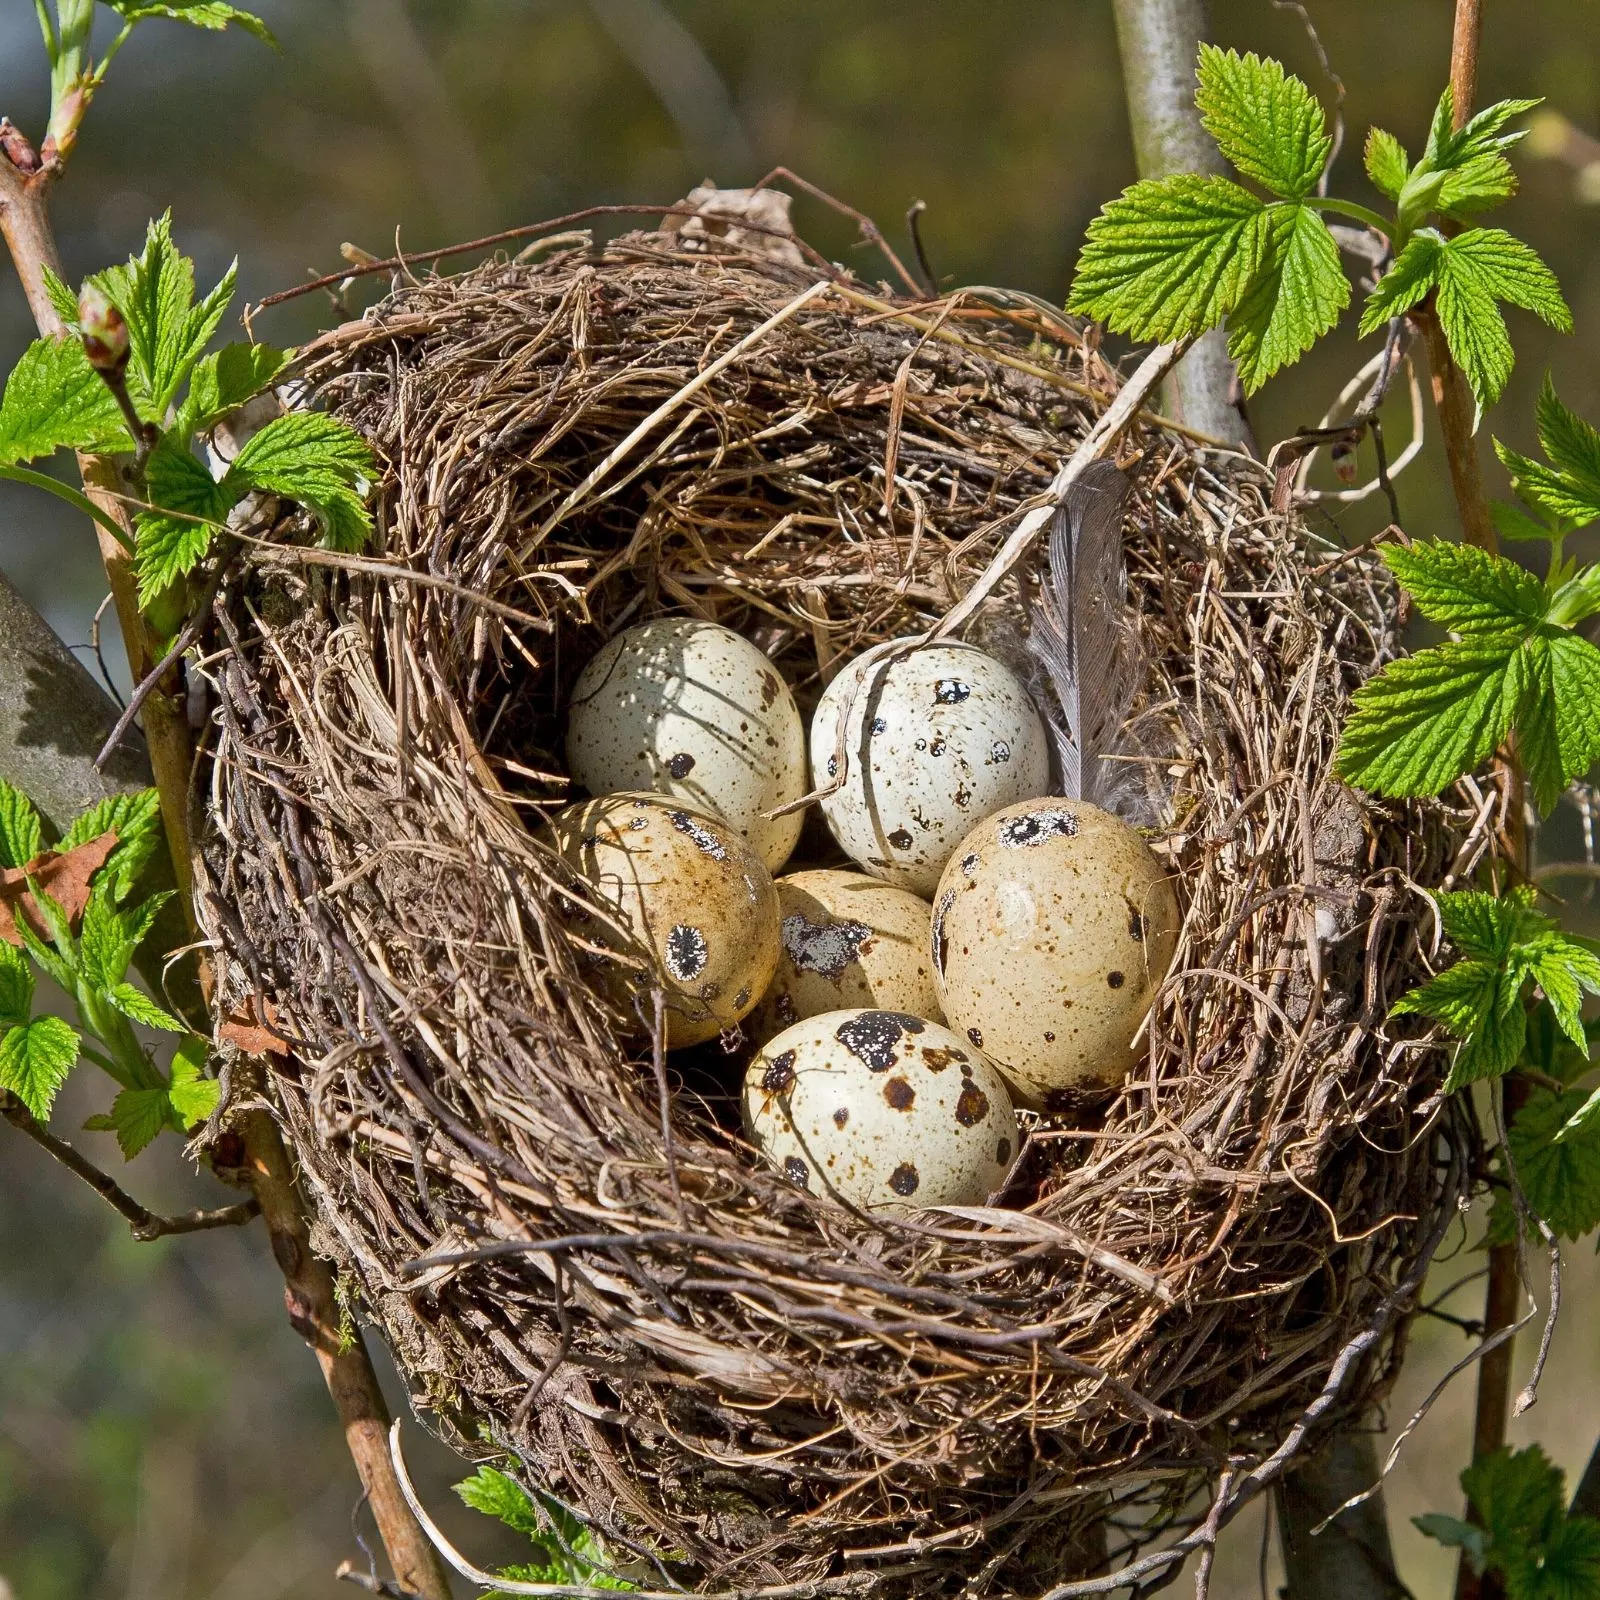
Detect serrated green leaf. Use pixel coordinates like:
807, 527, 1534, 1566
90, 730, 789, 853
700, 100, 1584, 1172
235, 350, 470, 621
1440, 95, 1544, 169
1504, 1513, 1600, 1600
88, 215, 239, 421
1361, 234, 1442, 335
456, 1468, 542, 1536
1365, 128, 1411, 202
1548, 633, 1600, 804
1337, 639, 1518, 798
106, 1085, 173, 1159
1380, 540, 1547, 636
223, 411, 375, 550
1068, 174, 1269, 343
176, 341, 289, 438
312, 484, 373, 552
1397, 957, 1526, 1089
1226, 203, 1349, 391
1506, 1089, 1600, 1241
1526, 1003, 1597, 1088
168, 1038, 219, 1128
0, 943, 34, 1031
103, 0, 275, 42
81, 888, 172, 994
0, 779, 43, 870
0, 1016, 81, 1120
134, 434, 236, 602
41, 265, 81, 329
1524, 931, 1600, 1051
0, 334, 133, 465
1438, 152, 1519, 217
63, 790, 164, 904
1496, 441, 1600, 527
1464, 1446, 1566, 1563
1435, 229, 1571, 412
106, 982, 185, 1033
1529, 376, 1600, 515
13, 908, 75, 992
1194, 47, 1332, 200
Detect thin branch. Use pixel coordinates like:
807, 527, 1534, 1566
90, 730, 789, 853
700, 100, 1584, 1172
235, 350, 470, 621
2, 1090, 259, 1240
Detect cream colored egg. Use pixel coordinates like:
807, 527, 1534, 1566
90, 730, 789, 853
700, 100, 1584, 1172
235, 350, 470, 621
742, 1009, 1018, 1212
566, 617, 807, 871
931, 799, 1178, 1109
548, 793, 780, 1048
750, 870, 943, 1041
811, 641, 1049, 895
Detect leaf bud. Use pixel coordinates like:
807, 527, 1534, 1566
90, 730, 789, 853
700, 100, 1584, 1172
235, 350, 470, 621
78, 284, 130, 374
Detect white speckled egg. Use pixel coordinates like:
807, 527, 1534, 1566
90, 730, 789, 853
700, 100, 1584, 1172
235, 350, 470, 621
566, 618, 807, 871
811, 641, 1049, 894
750, 870, 943, 1041
548, 793, 780, 1048
931, 799, 1179, 1109
742, 1009, 1018, 1212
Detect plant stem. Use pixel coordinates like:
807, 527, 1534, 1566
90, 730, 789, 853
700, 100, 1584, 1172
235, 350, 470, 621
0, 132, 453, 1600
1110, 0, 1251, 450
1310, 196, 1393, 237
1276, 1429, 1410, 1600
1432, 7, 1531, 1598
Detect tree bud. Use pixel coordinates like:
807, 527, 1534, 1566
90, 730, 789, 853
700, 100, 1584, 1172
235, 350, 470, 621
78, 285, 129, 374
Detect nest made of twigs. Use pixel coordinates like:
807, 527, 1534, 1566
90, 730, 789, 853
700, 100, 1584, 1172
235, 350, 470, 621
198, 224, 1480, 1597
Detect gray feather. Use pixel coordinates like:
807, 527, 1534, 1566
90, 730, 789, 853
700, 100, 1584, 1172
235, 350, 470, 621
1027, 461, 1144, 810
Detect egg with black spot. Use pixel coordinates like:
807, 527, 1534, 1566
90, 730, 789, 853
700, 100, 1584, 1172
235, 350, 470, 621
931, 799, 1178, 1105
741, 1008, 1017, 1212
810, 642, 1049, 894
566, 618, 807, 870
749, 869, 943, 1042
548, 793, 780, 1047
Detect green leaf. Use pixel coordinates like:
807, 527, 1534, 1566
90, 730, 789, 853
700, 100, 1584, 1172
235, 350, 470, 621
12, 907, 76, 992
0, 779, 44, 870
63, 790, 165, 904
1415, 1513, 1491, 1573
1381, 540, 1547, 636
1464, 1446, 1566, 1564
1337, 639, 1518, 799
224, 411, 375, 549
1431, 93, 1544, 171
1546, 633, 1600, 807
1525, 1003, 1597, 1087
1068, 174, 1270, 343
1226, 203, 1349, 391
167, 1038, 219, 1128
1496, 442, 1600, 527
1504, 1514, 1600, 1600
1435, 230, 1571, 412
1508, 1089, 1600, 1240
1536, 375, 1600, 494
0, 334, 132, 465
88, 215, 238, 421
1438, 152, 1519, 218
1194, 47, 1332, 200
1364, 128, 1411, 202
41, 265, 82, 330
106, 1085, 173, 1159
80, 888, 172, 992
455, 1468, 541, 1536
102, 1, 275, 42
1361, 234, 1443, 334
1492, 501, 1557, 544
0, 1016, 81, 1120
134, 434, 237, 602
1395, 955, 1526, 1089
176, 341, 289, 437
0, 943, 34, 1031
106, 982, 185, 1032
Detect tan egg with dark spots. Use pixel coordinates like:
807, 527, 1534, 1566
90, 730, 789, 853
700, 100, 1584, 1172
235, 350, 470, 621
547, 793, 780, 1048
810, 641, 1050, 895
750, 870, 943, 1042
565, 617, 807, 871
931, 800, 1179, 1108
741, 1009, 1017, 1213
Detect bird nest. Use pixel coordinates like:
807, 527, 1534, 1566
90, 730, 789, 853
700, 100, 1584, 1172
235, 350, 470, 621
197, 218, 1480, 1597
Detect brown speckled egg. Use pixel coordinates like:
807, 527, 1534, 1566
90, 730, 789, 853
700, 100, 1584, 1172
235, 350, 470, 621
548, 793, 780, 1048
931, 800, 1178, 1108
565, 618, 807, 870
811, 641, 1049, 894
750, 870, 943, 1042
742, 1009, 1018, 1212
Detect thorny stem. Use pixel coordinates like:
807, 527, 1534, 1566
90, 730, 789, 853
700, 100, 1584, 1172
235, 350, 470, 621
0, 102, 453, 1600
2, 1090, 260, 1240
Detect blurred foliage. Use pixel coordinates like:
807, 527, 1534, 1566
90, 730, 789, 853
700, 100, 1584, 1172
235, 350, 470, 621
0, 1, 1596, 1594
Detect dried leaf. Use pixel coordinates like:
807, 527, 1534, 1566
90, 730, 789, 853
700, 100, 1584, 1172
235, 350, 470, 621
0, 831, 118, 946
219, 995, 290, 1057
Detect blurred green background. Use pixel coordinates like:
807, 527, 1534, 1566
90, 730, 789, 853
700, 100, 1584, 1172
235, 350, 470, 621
0, 2, 1596, 1595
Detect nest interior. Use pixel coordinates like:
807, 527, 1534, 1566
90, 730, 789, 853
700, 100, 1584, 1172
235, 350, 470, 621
199, 231, 1474, 1596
